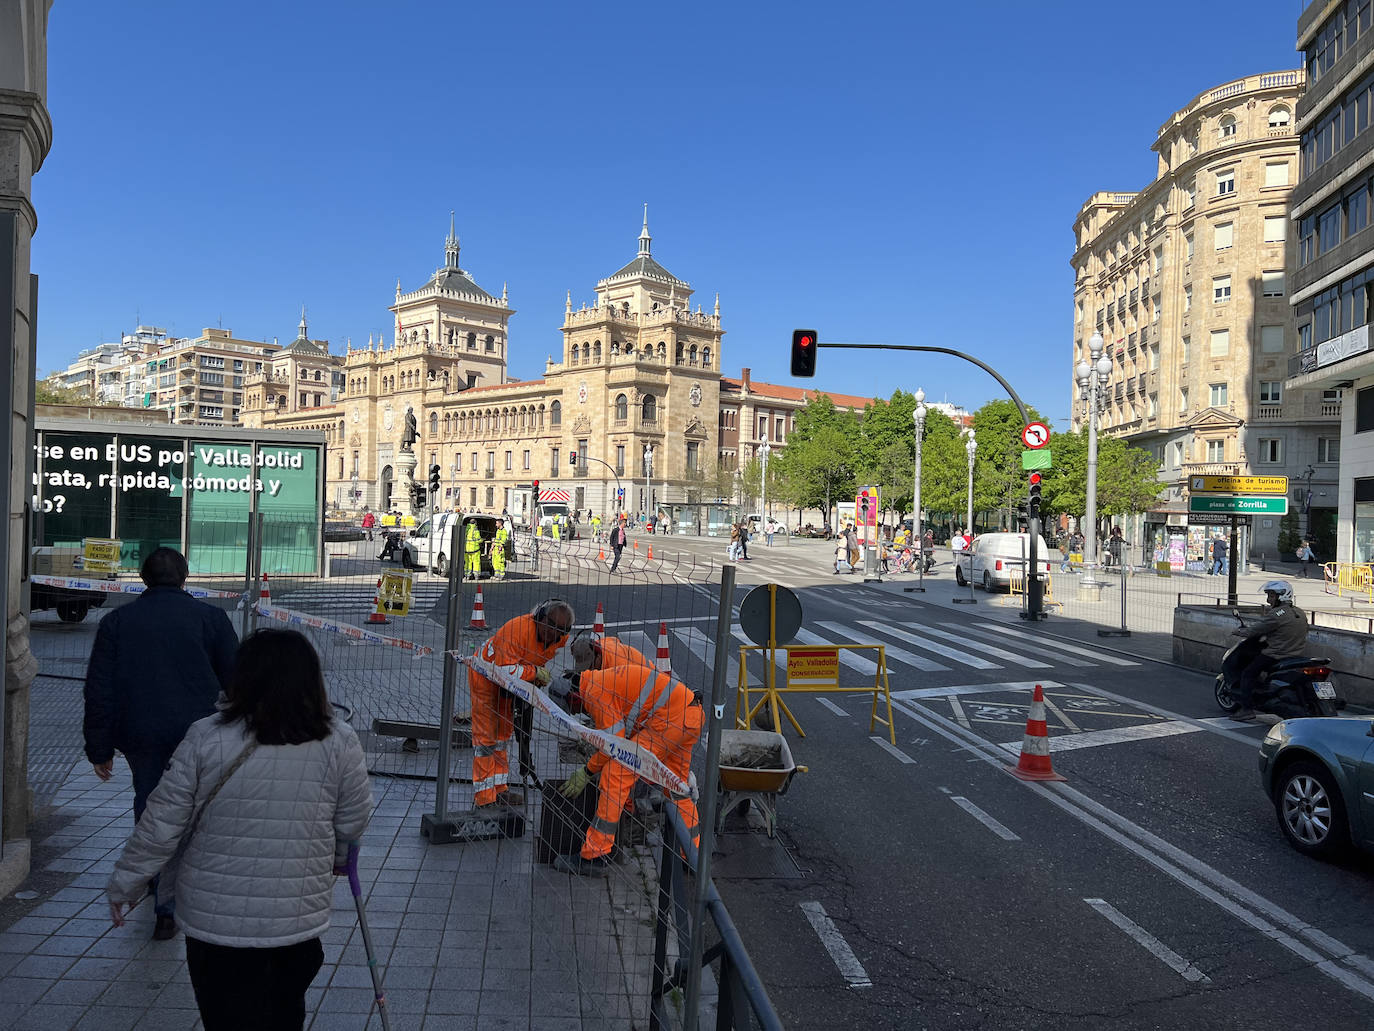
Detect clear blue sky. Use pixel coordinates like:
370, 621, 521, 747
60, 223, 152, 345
32, 0, 1307, 427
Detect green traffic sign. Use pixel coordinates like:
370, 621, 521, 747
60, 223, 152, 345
1021, 449, 1052, 470
1187, 495, 1289, 515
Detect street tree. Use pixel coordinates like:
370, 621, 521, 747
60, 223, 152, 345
1040, 428, 1164, 531
969, 399, 1046, 528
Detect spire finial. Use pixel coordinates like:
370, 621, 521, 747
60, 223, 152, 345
299, 305, 307, 339
502, 281, 508, 303
444, 212, 460, 269
714, 292, 720, 317
566, 290, 573, 314
396, 278, 402, 300
638, 204, 651, 257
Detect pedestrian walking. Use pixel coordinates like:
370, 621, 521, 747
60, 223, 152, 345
84, 547, 238, 941
765, 518, 777, 546
609, 519, 627, 572
1107, 527, 1129, 570
845, 525, 860, 572
1211, 534, 1228, 576
361, 508, 376, 541
469, 600, 573, 807
738, 522, 751, 560
106, 629, 372, 1029
1297, 538, 1317, 578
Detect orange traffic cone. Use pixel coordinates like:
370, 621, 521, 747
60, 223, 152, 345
656, 621, 671, 674
366, 578, 390, 625
469, 585, 487, 630
647, 543, 654, 561
593, 602, 605, 639
598, 547, 605, 561
258, 574, 271, 606
1009, 684, 1065, 782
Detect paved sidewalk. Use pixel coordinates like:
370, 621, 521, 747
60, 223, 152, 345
0, 760, 660, 1030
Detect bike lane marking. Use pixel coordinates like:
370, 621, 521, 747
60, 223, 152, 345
1084, 898, 1211, 984
951, 796, 1021, 841
799, 901, 873, 989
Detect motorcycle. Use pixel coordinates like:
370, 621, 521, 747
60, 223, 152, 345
1214, 611, 1343, 718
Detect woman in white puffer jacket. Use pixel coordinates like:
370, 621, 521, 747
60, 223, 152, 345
107, 629, 372, 1030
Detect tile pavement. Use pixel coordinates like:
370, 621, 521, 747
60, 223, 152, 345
0, 761, 669, 1030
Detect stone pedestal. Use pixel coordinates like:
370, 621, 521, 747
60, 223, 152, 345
1077, 579, 1104, 603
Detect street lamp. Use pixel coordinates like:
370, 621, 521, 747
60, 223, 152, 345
1074, 330, 1114, 571
760, 440, 771, 520
964, 428, 977, 533
643, 443, 654, 518
905, 390, 927, 593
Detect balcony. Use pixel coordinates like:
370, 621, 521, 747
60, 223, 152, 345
1183, 462, 1242, 476
1255, 405, 1283, 420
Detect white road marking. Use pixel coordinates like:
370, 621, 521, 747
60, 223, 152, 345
623, 630, 658, 664
947, 695, 971, 730
673, 626, 716, 680
893, 681, 1064, 701
1084, 898, 1210, 983
817, 621, 950, 672
1039, 694, 1082, 733
731, 629, 785, 669
939, 624, 1097, 667
793, 628, 880, 675
799, 901, 873, 989
971, 623, 1140, 665
816, 698, 849, 717
602, 614, 718, 629
886, 696, 1374, 1004
856, 622, 1000, 670
904, 623, 1056, 668
870, 736, 915, 764
994, 720, 1206, 754
950, 797, 1020, 841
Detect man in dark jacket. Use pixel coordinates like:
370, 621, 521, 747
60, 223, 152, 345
83, 547, 238, 938
609, 518, 628, 572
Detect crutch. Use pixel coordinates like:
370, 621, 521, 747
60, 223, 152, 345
339, 843, 391, 1031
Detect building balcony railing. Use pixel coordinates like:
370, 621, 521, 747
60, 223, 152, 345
1322, 401, 1343, 417
1255, 405, 1283, 420
1183, 462, 1242, 476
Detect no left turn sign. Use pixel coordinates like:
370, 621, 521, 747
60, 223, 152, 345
1021, 422, 1050, 449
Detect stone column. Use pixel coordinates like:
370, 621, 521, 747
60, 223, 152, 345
0, 0, 54, 896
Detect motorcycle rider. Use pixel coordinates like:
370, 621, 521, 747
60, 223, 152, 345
1229, 580, 1309, 722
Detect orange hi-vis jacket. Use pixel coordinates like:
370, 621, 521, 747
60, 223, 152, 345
580, 665, 695, 777
476, 614, 562, 685
597, 636, 651, 670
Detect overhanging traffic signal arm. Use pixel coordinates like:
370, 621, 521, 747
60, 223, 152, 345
791, 329, 818, 377
1027, 471, 1042, 519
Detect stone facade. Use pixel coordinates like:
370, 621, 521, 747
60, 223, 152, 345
1071, 69, 1333, 557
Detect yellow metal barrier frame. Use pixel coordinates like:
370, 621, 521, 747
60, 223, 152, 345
1008, 569, 1059, 608
734, 643, 895, 744
1324, 561, 1374, 601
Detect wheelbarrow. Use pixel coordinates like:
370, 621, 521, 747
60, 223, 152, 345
715, 730, 806, 839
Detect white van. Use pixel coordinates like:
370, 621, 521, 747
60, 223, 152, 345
539, 503, 577, 538
403, 512, 517, 577
954, 532, 1052, 591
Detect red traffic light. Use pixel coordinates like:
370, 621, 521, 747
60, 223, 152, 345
533, 479, 540, 491
791, 329, 819, 377
1028, 472, 1042, 485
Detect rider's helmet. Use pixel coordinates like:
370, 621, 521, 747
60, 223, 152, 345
1259, 580, 1294, 605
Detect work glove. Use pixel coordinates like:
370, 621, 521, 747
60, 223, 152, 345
560, 766, 590, 798
533, 666, 552, 687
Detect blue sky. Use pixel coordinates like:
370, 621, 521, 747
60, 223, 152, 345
32, 1, 1307, 427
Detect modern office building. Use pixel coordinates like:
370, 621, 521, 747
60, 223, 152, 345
1071, 68, 1324, 562
1284, 0, 1374, 564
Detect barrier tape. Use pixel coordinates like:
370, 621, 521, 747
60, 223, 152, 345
254, 602, 434, 657
463, 654, 690, 797
30, 575, 246, 601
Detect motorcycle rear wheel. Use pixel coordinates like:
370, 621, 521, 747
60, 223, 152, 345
1214, 675, 1240, 713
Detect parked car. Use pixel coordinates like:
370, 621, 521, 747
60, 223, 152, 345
324, 521, 366, 542
1258, 717, 1374, 859
953, 532, 1052, 591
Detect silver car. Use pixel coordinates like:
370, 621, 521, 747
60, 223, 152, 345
1258, 717, 1374, 858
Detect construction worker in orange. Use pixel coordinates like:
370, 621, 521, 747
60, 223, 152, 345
566, 629, 651, 674
556, 655, 702, 876
469, 598, 574, 809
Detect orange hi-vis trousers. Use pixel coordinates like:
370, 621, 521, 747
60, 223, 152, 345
469, 669, 514, 806
581, 699, 702, 862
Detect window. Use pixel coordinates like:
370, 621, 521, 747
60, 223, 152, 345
642, 395, 656, 422
454, 453, 463, 472
1264, 162, 1289, 187
1269, 106, 1291, 129
1207, 439, 1226, 462
470, 451, 477, 469
1263, 216, 1286, 243
1260, 325, 1285, 352
1185, 234, 1194, 261
485, 335, 494, 353
1300, 323, 1313, 351
1259, 381, 1282, 403
470, 487, 477, 506
551, 447, 560, 474
1258, 438, 1282, 463
686, 441, 699, 473
1262, 271, 1285, 297
1319, 437, 1341, 462
1350, 186, 1369, 235
1216, 170, 1235, 196
1319, 203, 1342, 253
1153, 246, 1163, 274
486, 451, 495, 472
1214, 222, 1233, 250
615, 393, 627, 421
1210, 329, 1230, 356
550, 400, 561, 426
1213, 275, 1231, 303
1182, 336, 1191, 363
522, 449, 530, 470
1148, 343, 1159, 369
1186, 181, 1197, 208
429, 412, 439, 436
1179, 387, 1189, 412
758, 416, 767, 440
1299, 214, 1317, 265
1148, 393, 1158, 417
504, 450, 512, 471
1184, 285, 1192, 312
1218, 114, 1237, 139
615, 444, 625, 475
1209, 383, 1228, 406
466, 332, 476, 350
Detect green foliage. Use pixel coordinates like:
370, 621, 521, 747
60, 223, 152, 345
773, 394, 860, 517
1040, 429, 1162, 521
969, 399, 1046, 523
35, 374, 91, 405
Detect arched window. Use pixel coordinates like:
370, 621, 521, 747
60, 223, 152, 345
485, 335, 494, 352
1269, 105, 1291, 128
466, 332, 477, 350
570, 345, 579, 365
642, 395, 656, 423
582, 342, 591, 362
676, 342, 684, 364
551, 400, 562, 427
314, 370, 322, 381
423, 328, 430, 344
448, 328, 456, 347
615, 394, 628, 421
689, 344, 698, 366
611, 341, 621, 356
701, 345, 711, 367
1218, 114, 1237, 139
338, 420, 345, 438
429, 412, 439, 436
657, 341, 666, 359
443, 414, 451, 437
593, 340, 601, 362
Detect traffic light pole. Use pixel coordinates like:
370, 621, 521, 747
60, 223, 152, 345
814, 341, 1044, 620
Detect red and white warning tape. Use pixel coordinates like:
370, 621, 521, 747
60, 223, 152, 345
253, 602, 434, 657
463, 654, 690, 797
30, 574, 246, 601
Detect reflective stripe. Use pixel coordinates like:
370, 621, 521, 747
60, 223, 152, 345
474, 743, 499, 757
610, 667, 665, 737
591, 815, 621, 836
474, 775, 500, 793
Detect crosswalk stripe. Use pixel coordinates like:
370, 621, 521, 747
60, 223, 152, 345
971, 623, 1140, 666
673, 626, 716, 676
899, 623, 1054, 669
623, 630, 657, 664
731, 630, 785, 669
792, 628, 879, 675
854, 622, 1000, 671
934, 624, 1096, 667
815, 622, 950, 673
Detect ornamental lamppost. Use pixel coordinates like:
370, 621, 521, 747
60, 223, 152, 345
760, 439, 772, 520
643, 443, 654, 517
1074, 331, 1114, 570
964, 428, 977, 532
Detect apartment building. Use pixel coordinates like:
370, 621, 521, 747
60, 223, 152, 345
1284, 0, 1374, 564
1071, 68, 1321, 560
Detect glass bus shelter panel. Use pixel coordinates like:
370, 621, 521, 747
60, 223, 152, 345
37, 431, 115, 548
258, 444, 320, 576
186, 441, 254, 576
114, 434, 186, 571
